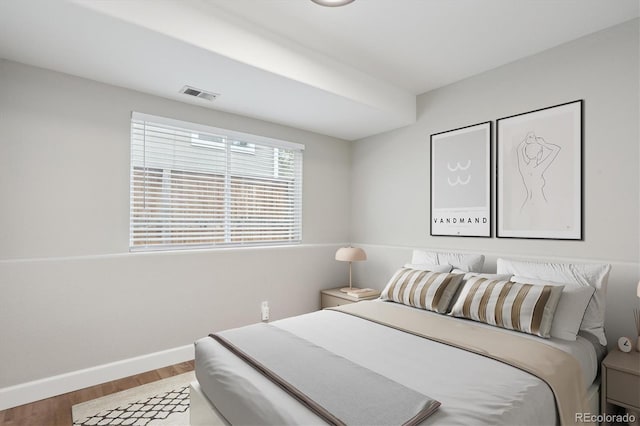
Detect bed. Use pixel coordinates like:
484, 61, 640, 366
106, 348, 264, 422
190, 253, 609, 426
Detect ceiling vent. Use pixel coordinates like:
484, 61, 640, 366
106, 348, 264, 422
179, 85, 219, 101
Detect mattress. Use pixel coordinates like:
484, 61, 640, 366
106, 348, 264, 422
195, 303, 600, 425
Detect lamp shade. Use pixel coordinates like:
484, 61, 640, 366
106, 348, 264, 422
637, 280, 640, 298
311, 0, 355, 6
335, 247, 367, 262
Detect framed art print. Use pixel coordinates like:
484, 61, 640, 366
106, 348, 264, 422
496, 100, 582, 240
430, 121, 491, 237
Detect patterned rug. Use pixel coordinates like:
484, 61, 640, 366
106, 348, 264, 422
72, 371, 195, 426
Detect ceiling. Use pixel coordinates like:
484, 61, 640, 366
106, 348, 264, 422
0, 0, 637, 141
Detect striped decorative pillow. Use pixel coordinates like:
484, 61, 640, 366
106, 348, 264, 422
450, 276, 564, 338
381, 268, 465, 313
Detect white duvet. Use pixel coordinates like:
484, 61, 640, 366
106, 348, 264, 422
195, 303, 598, 425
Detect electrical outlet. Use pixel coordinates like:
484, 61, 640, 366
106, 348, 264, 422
261, 301, 270, 322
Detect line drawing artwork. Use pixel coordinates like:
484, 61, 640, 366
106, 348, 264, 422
431, 122, 490, 237
448, 174, 471, 186
497, 100, 581, 239
516, 131, 561, 212
447, 160, 471, 186
447, 160, 471, 171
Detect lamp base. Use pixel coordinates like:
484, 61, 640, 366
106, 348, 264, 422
340, 287, 362, 293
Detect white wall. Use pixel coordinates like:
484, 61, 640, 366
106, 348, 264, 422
1, 18, 639, 409
0, 60, 350, 395
350, 20, 640, 344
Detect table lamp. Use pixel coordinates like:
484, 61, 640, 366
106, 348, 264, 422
335, 247, 367, 292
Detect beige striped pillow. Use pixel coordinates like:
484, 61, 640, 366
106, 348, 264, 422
450, 276, 564, 338
381, 268, 465, 313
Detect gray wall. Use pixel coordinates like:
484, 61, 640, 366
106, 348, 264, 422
0, 59, 350, 387
350, 19, 640, 344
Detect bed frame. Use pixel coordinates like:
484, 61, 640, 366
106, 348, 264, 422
189, 381, 230, 426
190, 379, 601, 425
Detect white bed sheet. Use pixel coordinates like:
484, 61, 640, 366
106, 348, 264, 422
195, 304, 599, 426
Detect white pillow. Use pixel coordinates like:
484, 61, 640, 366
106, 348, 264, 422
497, 259, 611, 345
412, 250, 485, 272
511, 276, 595, 342
404, 263, 452, 273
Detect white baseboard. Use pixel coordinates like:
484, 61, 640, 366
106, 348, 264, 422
0, 344, 194, 411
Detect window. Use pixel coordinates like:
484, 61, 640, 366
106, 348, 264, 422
191, 133, 256, 154
130, 112, 303, 250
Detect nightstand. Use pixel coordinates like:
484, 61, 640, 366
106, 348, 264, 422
320, 287, 380, 309
601, 349, 640, 423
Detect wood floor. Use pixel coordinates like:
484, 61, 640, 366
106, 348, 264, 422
0, 360, 194, 426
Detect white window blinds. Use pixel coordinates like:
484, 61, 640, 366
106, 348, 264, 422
130, 112, 303, 250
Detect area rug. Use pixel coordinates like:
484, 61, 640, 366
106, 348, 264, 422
72, 371, 195, 426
